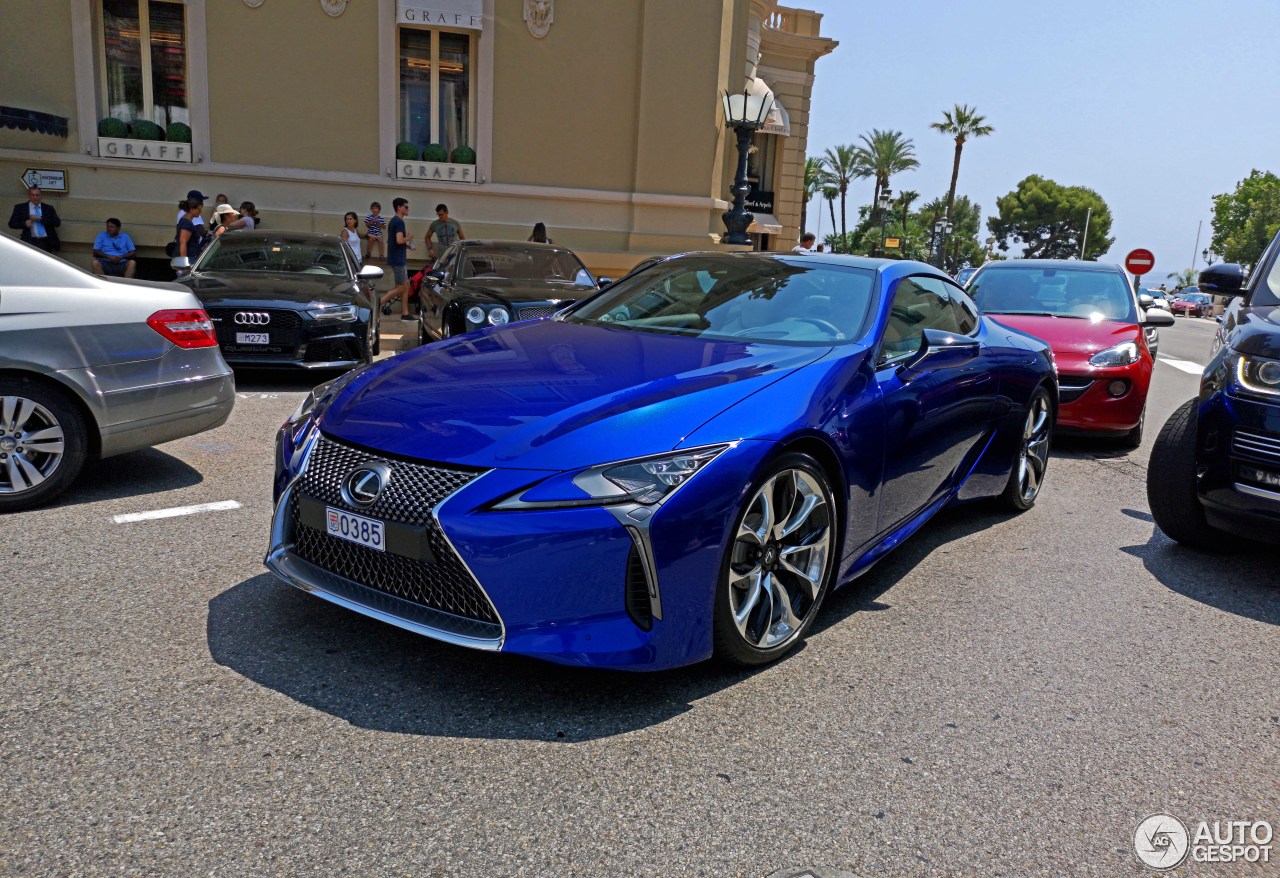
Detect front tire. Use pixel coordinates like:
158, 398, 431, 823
1147, 399, 1227, 550
998, 386, 1053, 511
713, 452, 838, 667
1121, 408, 1145, 449
0, 378, 89, 513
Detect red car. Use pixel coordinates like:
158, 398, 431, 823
1170, 292, 1213, 317
967, 260, 1174, 447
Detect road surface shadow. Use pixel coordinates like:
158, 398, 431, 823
1050, 434, 1135, 461
231, 367, 345, 394
1119, 509, 1278, 626
53, 447, 203, 507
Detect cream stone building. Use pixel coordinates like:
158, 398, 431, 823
0, 0, 835, 276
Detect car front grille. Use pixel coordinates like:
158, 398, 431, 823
304, 337, 360, 363
1057, 376, 1093, 404
1233, 428, 1280, 465
207, 308, 304, 348
515, 302, 570, 321
291, 435, 499, 625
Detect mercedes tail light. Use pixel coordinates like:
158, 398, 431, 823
147, 309, 218, 348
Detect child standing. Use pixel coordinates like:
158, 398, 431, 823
364, 202, 386, 262
341, 211, 363, 268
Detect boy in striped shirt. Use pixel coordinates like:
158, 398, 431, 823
364, 202, 386, 261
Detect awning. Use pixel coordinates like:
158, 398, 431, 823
0, 106, 67, 137
748, 213, 783, 235
747, 77, 790, 137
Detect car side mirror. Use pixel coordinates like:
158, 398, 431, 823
426, 269, 447, 282
357, 264, 383, 281
169, 256, 191, 270
597, 277, 613, 288
1199, 263, 1245, 296
1143, 309, 1175, 327
898, 327, 980, 380
1138, 293, 1154, 309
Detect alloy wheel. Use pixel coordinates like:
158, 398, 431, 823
727, 467, 833, 650
1017, 393, 1052, 503
0, 396, 66, 495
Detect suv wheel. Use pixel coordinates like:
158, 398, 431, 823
1147, 400, 1227, 550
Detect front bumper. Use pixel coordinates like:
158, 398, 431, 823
208, 306, 369, 369
266, 427, 773, 670
1197, 390, 1280, 543
1054, 360, 1152, 433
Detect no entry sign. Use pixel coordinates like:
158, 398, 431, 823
1125, 248, 1155, 276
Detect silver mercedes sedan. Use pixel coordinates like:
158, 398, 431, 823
0, 235, 235, 512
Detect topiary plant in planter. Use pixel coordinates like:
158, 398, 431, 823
422, 143, 448, 163
166, 122, 192, 143
130, 120, 164, 141
98, 117, 129, 138
450, 145, 476, 165
395, 141, 420, 160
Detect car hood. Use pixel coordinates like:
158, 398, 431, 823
1231, 303, 1280, 358
318, 320, 831, 470
988, 314, 1141, 370
453, 278, 596, 306
181, 271, 356, 307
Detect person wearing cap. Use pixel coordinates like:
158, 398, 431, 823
177, 189, 208, 228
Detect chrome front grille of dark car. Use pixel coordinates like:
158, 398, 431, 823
291, 435, 499, 626
516, 302, 570, 321
207, 308, 303, 353
1233, 428, 1280, 465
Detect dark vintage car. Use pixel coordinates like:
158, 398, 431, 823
417, 240, 602, 342
1148, 236, 1280, 548
176, 231, 383, 369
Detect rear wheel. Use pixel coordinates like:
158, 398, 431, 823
1147, 399, 1228, 550
999, 386, 1053, 511
713, 452, 837, 666
0, 379, 89, 513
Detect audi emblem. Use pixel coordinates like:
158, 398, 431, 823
234, 312, 271, 325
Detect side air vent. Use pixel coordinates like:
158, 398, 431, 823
624, 544, 653, 631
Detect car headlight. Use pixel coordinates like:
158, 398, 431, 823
1088, 341, 1140, 367
487, 307, 510, 326
465, 305, 486, 325
494, 445, 730, 510
1235, 351, 1280, 397
307, 303, 359, 322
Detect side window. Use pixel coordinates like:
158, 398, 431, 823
436, 245, 458, 279
952, 285, 980, 334
878, 276, 962, 365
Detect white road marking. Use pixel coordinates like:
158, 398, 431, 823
1158, 356, 1205, 375
113, 500, 242, 524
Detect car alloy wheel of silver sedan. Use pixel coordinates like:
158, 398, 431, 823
728, 466, 833, 650
0, 396, 66, 495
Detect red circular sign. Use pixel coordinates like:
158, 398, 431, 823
1125, 248, 1156, 276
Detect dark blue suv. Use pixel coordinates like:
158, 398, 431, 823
1148, 231, 1280, 548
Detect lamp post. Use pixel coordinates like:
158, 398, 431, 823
1202, 247, 1215, 266
984, 236, 996, 261
933, 218, 953, 268
875, 187, 892, 257
719, 87, 774, 245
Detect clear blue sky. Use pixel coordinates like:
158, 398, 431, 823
802, 0, 1280, 277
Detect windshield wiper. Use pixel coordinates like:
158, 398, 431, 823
986, 310, 1057, 317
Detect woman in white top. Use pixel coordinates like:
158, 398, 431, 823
341, 211, 362, 268
213, 201, 259, 236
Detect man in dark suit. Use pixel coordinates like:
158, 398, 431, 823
8, 186, 61, 252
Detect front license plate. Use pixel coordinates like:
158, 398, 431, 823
326, 506, 385, 552
235, 332, 270, 344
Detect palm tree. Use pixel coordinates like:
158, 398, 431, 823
897, 189, 919, 233
920, 196, 947, 258
930, 104, 994, 222
821, 186, 839, 250
821, 144, 865, 245
801, 156, 825, 235
854, 129, 919, 207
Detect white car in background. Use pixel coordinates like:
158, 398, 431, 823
0, 235, 235, 512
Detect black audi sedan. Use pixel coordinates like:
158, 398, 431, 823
1147, 231, 1280, 548
176, 231, 382, 369
417, 240, 602, 342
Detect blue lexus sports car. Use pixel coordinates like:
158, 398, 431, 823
267, 253, 1056, 670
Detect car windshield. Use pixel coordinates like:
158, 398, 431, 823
459, 246, 595, 287
1178, 293, 1210, 303
565, 256, 876, 345
1264, 256, 1280, 306
198, 237, 350, 276
968, 266, 1137, 322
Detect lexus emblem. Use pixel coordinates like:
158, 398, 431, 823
341, 462, 392, 508
234, 311, 271, 325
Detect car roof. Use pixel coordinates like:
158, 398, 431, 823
976, 259, 1124, 273
461, 240, 570, 250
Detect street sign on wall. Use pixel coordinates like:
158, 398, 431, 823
883, 237, 901, 250
20, 168, 68, 192
1124, 248, 1155, 276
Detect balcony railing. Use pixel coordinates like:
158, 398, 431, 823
765, 7, 824, 37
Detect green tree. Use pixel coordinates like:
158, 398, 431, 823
801, 156, 825, 235
987, 175, 1114, 260
855, 129, 919, 207
1167, 267, 1197, 288
821, 185, 839, 249
1209, 169, 1280, 269
929, 104, 993, 223
940, 196, 985, 271
820, 144, 865, 247
897, 189, 919, 234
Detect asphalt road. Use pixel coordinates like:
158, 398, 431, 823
3, 315, 1276, 878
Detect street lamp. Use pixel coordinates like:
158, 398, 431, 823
876, 188, 892, 256
933, 218, 954, 267
1202, 247, 1215, 266
719, 87, 774, 245
985, 236, 996, 261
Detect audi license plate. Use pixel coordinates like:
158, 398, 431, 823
325, 506, 385, 552
235, 332, 270, 345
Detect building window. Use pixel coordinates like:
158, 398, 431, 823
100, 0, 189, 127
399, 27, 474, 159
